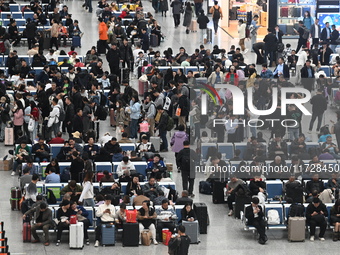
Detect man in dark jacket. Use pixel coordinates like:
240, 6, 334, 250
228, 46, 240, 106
72, 108, 83, 134
263, 28, 277, 67
104, 137, 120, 155
245, 197, 267, 244
120, 38, 133, 69
177, 141, 199, 197
155, 105, 169, 152
306, 197, 328, 241
320, 22, 331, 43
23, 202, 53, 246
310, 18, 321, 49
0, 96, 11, 142
306, 173, 325, 200
26, 18, 37, 50
330, 24, 339, 52
121, 80, 134, 106
273, 57, 289, 79
168, 225, 191, 255
318, 42, 333, 65
64, 97, 75, 138
106, 43, 121, 77
177, 91, 189, 129
71, 85, 82, 111
300, 60, 315, 92
308, 88, 327, 132
295, 21, 308, 53
170, 0, 182, 28
197, 10, 209, 44
140, 28, 150, 53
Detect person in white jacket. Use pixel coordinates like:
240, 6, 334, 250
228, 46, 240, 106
94, 195, 117, 247
296, 45, 308, 84
47, 97, 60, 139
238, 19, 247, 53
78, 172, 95, 207
116, 156, 136, 177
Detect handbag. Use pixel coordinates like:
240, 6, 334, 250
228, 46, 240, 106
28, 118, 35, 132
175, 107, 181, 117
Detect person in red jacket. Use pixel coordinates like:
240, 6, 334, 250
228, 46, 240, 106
48, 131, 65, 144
225, 66, 239, 86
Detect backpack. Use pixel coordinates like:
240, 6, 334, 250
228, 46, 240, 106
213, 6, 221, 19
302, 27, 310, 39
199, 181, 212, 194
166, 115, 174, 131
277, 42, 284, 53
60, 168, 71, 182
289, 203, 305, 217
167, 185, 178, 203
180, 153, 191, 168
46, 189, 57, 204
58, 105, 66, 122
97, 105, 108, 120
99, 91, 108, 106
0, 42, 5, 53
267, 209, 280, 225
308, 146, 321, 157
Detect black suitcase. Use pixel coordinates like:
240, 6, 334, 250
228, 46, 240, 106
122, 222, 139, 247
97, 40, 106, 55
193, 203, 208, 234
120, 68, 129, 82
150, 34, 158, 47
212, 181, 226, 204
43, 31, 51, 50
234, 195, 252, 219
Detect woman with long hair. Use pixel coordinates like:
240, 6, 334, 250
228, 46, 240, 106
78, 171, 95, 207
115, 100, 129, 139
183, 2, 193, 34
29, 101, 39, 142
13, 100, 24, 140
45, 158, 60, 175
303, 11, 313, 30
330, 199, 340, 241
128, 95, 141, 139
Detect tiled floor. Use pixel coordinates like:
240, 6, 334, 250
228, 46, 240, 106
1, 0, 340, 254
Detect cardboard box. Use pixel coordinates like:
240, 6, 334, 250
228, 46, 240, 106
0, 158, 13, 171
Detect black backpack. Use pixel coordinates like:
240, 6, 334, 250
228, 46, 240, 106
60, 168, 71, 183
213, 6, 221, 19
99, 92, 108, 106
289, 203, 305, 217
46, 189, 57, 204
97, 105, 108, 120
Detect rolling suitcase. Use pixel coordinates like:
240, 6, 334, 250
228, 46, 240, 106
212, 171, 226, 204
150, 34, 158, 47
97, 40, 106, 55
109, 108, 116, 127
122, 222, 139, 247
120, 68, 129, 82
150, 136, 160, 152
193, 203, 208, 234
43, 31, 51, 50
182, 220, 199, 244
288, 7, 294, 17
101, 223, 115, 246
72, 36, 81, 48
288, 217, 306, 242
23, 216, 31, 242
280, 7, 288, 17
5, 127, 14, 146
10, 187, 21, 210
189, 20, 198, 32
69, 222, 84, 249
138, 80, 148, 96
293, 7, 301, 17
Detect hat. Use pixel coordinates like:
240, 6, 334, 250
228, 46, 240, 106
0, 96, 6, 103
60, 200, 70, 206
72, 131, 81, 138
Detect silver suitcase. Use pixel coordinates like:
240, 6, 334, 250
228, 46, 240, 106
288, 217, 305, 242
150, 136, 161, 152
182, 220, 200, 244
69, 222, 84, 249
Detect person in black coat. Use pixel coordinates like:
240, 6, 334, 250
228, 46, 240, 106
273, 57, 290, 79
155, 105, 169, 152
64, 97, 75, 138
119, 38, 133, 69
249, 176, 266, 196
245, 197, 267, 244
318, 42, 333, 65
306, 197, 328, 241
274, 25, 284, 43
263, 28, 278, 67
300, 60, 315, 92
308, 89, 327, 132
26, 18, 37, 49
180, 203, 196, 223
176, 191, 193, 206
294, 21, 308, 53
72, 108, 84, 134
36, 83, 50, 118
71, 86, 83, 111
70, 151, 84, 183
330, 24, 339, 52
106, 43, 121, 77
320, 22, 331, 43
177, 92, 189, 129
140, 28, 150, 53
103, 137, 120, 155
35, 65, 50, 84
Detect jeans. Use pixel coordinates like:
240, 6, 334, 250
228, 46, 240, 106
213, 19, 219, 33
159, 130, 168, 151
85, 0, 92, 12
30, 121, 38, 142
227, 193, 235, 210
250, 126, 257, 138
83, 198, 95, 207
181, 171, 194, 195
309, 215, 327, 237
130, 118, 139, 139
288, 127, 299, 141
173, 14, 180, 27
309, 113, 323, 131
265, 50, 275, 66
195, 2, 202, 16
296, 65, 303, 84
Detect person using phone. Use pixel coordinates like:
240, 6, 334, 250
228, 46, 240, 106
245, 197, 267, 244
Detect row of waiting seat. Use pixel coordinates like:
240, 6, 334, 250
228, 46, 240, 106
200, 142, 326, 162
0, 54, 84, 66
28, 181, 176, 202
38, 204, 184, 233
241, 203, 335, 231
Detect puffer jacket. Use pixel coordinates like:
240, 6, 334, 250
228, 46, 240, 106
171, 131, 188, 153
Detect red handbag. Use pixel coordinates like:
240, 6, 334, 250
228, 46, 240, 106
126, 209, 137, 223
70, 215, 78, 224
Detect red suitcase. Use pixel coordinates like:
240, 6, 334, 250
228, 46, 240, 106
96, 172, 112, 182
138, 80, 148, 96
23, 222, 31, 242
280, 7, 288, 17
10, 187, 21, 210
110, 108, 116, 127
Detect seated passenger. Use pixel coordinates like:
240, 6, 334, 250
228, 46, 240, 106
155, 199, 177, 242
44, 167, 60, 183
138, 200, 158, 245
146, 154, 167, 179
60, 180, 83, 202
56, 200, 72, 246
245, 197, 267, 245
143, 177, 162, 201
180, 203, 197, 224
116, 156, 136, 178
330, 199, 340, 241
70, 201, 90, 245
306, 197, 328, 241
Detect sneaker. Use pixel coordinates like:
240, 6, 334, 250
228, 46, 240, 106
310, 236, 314, 242
153, 241, 158, 245
228, 210, 233, 216
308, 130, 312, 134
243, 49, 248, 54
31, 239, 40, 243
85, 239, 90, 245
11, 171, 15, 176
44, 242, 50, 246
319, 237, 325, 241
190, 194, 195, 198
94, 240, 99, 247
139, 241, 142, 245
56, 240, 60, 246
